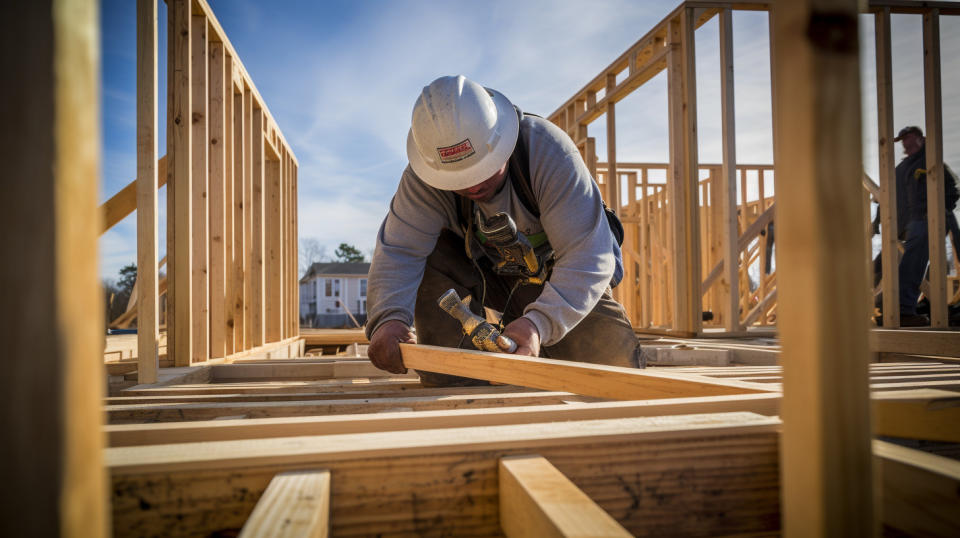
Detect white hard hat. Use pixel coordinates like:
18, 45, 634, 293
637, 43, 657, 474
406, 75, 519, 191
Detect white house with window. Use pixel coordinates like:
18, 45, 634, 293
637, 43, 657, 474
299, 262, 370, 327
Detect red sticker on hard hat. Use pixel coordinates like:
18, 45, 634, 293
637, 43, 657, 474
437, 139, 475, 164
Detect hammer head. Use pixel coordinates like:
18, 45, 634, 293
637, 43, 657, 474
436, 289, 517, 353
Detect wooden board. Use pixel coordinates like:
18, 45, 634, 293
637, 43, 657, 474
105, 392, 596, 423
238, 470, 330, 538
136, 0, 160, 384
500, 455, 630, 537
105, 392, 782, 446
769, 0, 875, 534
401, 344, 773, 400
0, 0, 106, 534
108, 412, 781, 537
876, 439, 960, 536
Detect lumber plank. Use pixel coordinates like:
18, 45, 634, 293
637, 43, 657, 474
120, 377, 422, 396
105, 392, 595, 423
243, 89, 254, 350
108, 413, 782, 537
0, 0, 106, 534
105, 384, 541, 406
401, 343, 772, 400
718, 8, 741, 332
191, 13, 210, 363
170, 0, 193, 367
250, 106, 265, 347
209, 40, 227, 359
137, 0, 160, 384
232, 87, 246, 352
875, 439, 960, 536
239, 470, 330, 538
106, 393, 782, 446
100, 157, 167, 235
301, 328, 369, 346
923, 9, 947, 327
770, 0, 875, 535
265, 156, 282, 342
499, 455, 630, 537
875, 8, 900, 327
103, 387, 958, 447
873, 388, 960, 442
224, 51, 235, 356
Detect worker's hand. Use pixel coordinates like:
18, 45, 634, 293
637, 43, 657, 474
502, 317, 540, 357
368, 320, 416, 374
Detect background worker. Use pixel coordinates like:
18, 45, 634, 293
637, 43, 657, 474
891, 125, 960, 326
365, 75, 641, 385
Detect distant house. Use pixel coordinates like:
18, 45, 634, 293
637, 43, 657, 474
299, 262, 370, 328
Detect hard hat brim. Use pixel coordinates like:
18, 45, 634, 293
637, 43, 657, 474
406, 88, 520, 191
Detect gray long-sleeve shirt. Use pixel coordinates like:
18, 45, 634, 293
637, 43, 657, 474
365, 115, 616, 346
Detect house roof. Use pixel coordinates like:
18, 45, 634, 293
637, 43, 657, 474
300, 262, 370, 282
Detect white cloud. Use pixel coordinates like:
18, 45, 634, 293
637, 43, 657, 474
100, 1, 960, 279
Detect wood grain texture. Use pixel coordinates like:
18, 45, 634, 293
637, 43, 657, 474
0, 1, 107, 535
923, 9, 948, 327
191, 13, 209, 363
208, 40, 227, 359
170, 0, 193, 367
875, 8, 900, 327
239, 470, 330, 538
876, 439, 960, 536
108, 413, 781, 537
137, 0, 159, 384
500, 455, 631, 537
105, 392, 594, 424
769, 0, 875, 534
401, 344, 771, 400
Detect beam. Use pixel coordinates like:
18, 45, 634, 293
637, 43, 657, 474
100, 156, 167, 234
499, 455, 631, 537
170, 0, 193, 367
869, 329, 960, 357
876, 439, 960, 536
238, 470, 330, 538
923, 9, 947, 327
108, 412, 781, 536
191, 13, 209, 363
770, 1, 874, 535
137, 0, 159, 384
209, 40, 227, 359
106, 393, 783, 446
106, 392, 590, 423
718, 8, 741, 332
876, 9, 900, 327
0, 0, 107, 534
401, 344, 772, 400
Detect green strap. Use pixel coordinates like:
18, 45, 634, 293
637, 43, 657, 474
474, 229, 548, 248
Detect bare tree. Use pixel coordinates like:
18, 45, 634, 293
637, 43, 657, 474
299, 237, 329, 277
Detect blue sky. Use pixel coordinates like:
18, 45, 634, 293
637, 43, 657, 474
99, 1, 959, 281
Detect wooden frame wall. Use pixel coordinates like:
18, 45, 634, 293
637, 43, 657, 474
127, 0, 299, 369
550, 0, 960, 337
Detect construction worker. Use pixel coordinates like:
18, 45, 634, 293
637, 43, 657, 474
365, 75, 641, 385
891, 125, 960, 326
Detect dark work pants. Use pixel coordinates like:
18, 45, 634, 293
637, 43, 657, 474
414, 229, 641, 386
899, 219, 928, 315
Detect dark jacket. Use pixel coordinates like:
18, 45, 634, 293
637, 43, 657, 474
895, 146, 959, 234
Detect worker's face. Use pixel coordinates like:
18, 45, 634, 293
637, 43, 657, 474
455, 162, 508, 202
901, 132, 924, 157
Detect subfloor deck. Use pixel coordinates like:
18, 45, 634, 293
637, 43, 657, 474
102, 331, 960, 536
